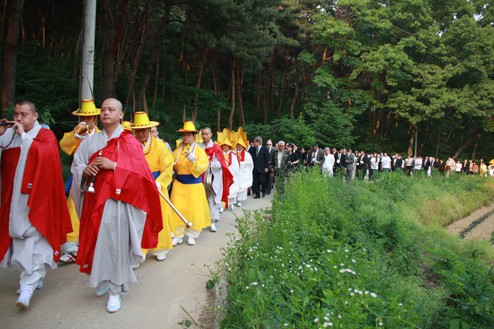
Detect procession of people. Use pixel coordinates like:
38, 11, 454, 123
0, 99, 261, 313
3, 98, 491, 314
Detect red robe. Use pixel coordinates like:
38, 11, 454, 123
0, 128, 72, 263
76, 131, 162, 274
204, 143, 234, 206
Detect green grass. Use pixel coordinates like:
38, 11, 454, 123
217, 171, 494, 328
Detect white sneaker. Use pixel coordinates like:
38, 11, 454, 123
219, 207, 224, 213
229, 204, 235, 210
96, 281, 110, 297
131, 255, 146, 269
17, 279, 43, 295
236, 202, 242, 207
15, 290, 32, 309
187, 237, 196, 246
107, 293, 121, 313
210, 223, 217, 232
172, 237, 183, 246
59, 252, 77, 263
154, 249, 168, 261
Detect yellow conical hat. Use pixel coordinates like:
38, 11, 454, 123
217, 131, 233, 149
122, 120, 133, 131
177, 120, 197, 133
233, 131, 247, 149
235, 127, 248, 149
132, 112, 159, 129
72, 99, 101, 116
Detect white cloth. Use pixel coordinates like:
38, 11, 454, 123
199, 141, 223, 220
414, 158, 422, 170
225, 151, 240, 198
322, 153, 335, 176
381, 156, 391, 169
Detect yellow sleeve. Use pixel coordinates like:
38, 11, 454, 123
59, 131, 82, 156
155, 139, 174, 189
191, 146, 209, 178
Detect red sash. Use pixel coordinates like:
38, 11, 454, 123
204, 143, 234, 206
76, 131, 162, 274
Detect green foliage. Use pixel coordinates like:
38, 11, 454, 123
218, 171, 494, 328
5, 0, 494, 159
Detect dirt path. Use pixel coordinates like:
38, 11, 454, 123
447, 203, 494, 241
0, 194, 273, 329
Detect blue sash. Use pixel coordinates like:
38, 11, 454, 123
176, 174, 202, 184
152, 171, 160, 180
65, 174, 73, 197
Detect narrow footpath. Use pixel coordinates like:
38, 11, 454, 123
447, 203, 494, 241
0, 194, 273, 329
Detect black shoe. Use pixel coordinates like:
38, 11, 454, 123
267, 191, 271, 195
254, 195, 260, 199
262, 192, 266, 197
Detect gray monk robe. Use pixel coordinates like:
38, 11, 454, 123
72, 126, 162, 293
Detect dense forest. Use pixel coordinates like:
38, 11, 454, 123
1, 0, 494, 159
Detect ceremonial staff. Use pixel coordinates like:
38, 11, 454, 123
157, 189, 193, 229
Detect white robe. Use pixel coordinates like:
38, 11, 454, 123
199, 141, 223, 220
322, 153, 335, 177
225, 151, 240, 199
72, 126, 146, 289
236, 150, 253, 202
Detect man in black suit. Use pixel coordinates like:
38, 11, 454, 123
266, 139, 276, 194
249, 136, 270, 198
307, 143, 324, 167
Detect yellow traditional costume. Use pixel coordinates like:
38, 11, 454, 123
132, 112, 174, 256
59, 100, 101, 253
171, 121, 211, 240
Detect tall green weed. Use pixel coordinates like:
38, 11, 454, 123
219, 172, 494, 328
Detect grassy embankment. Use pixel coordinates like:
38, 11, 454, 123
217, 171, 494, 328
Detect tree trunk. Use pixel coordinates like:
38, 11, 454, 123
151, 62, 159, 110
256, 71, 261, 114
136, 19, 167, 112
193, 47, 208, 121
0, 0, 8, 43
290, 62, 300, 118
471, 132, 481, 161
72, 26, 83, 80
210, 51, 218, 96
228, 58, 236, 130
407, 124, 415, 156
237, 64, 245, 127
435, 127, 440, 159
452, 133, 475, 159
278, 50, 290, 117
263, 72, 269, 124
270, 52, 275, 117
1, 0, 23, 113
101, 0, 128, 99
124, 5, 149, 111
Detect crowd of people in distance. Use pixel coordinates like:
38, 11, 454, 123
256, 142, 494, 182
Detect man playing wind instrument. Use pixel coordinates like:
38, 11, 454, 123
170, 121, 210, 246
59, 99, 101, 263
0, 100, 71, 309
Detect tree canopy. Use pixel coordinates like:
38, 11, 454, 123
1, 0, 494, 159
